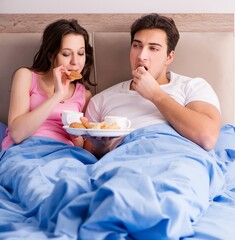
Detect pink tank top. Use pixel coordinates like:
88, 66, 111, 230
2, 72, 86, 149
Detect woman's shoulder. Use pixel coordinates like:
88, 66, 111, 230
12, 68, 33, 87
13, 67, 33, 81
14, 67, 32, 75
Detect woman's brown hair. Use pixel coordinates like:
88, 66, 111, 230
31, 19, 95, 88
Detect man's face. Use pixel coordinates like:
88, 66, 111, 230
130, 29, 174, 80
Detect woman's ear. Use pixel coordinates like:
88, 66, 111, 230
48, 53, 53, 62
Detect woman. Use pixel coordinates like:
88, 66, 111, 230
2, 19, 95, 150
0, 20, 97, 238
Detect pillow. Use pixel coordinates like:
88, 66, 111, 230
0, 122, 7, 151
214, 124, 235, 162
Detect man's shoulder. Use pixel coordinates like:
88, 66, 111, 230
95, 80, 131, 96
170, 71, 206, 85
170, 71, 191, 81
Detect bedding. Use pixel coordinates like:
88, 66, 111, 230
0, 124, 234, 239
0, 123, 7, 151
0, 12, 234, 240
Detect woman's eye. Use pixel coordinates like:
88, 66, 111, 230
61, 51, 85, 57
62, 52, 70, 57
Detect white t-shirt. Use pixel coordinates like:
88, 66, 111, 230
85, 71, 220, 151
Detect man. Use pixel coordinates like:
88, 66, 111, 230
81, 14, 225, 239
85, 13, 221, 158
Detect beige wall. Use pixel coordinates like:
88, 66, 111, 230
0, 10, 235, 122
1, 0, 235, 13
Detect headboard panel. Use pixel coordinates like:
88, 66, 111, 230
0, 33, 41, 125
93, 32, 132, 93
0, 14, 234, 125
169, 32, 234, 125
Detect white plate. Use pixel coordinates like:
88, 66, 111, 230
63, 126, 88, 135
63, 126, 134, 137
87, 128, 135, 137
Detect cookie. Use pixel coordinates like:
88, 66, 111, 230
68, 71, 82, 81
69, 122, 86, 128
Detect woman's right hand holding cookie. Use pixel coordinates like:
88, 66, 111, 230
53, 65, 71, 102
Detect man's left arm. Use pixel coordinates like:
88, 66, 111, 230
154, 93, 221, 151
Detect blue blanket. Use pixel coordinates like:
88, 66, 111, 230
0, 124, 228, 239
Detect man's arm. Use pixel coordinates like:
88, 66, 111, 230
153, 94, 221, 150
132, 68, 221, 151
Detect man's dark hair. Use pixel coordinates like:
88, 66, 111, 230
131, 13, 180, 55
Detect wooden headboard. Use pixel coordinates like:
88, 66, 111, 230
0, 14, 234, 125
0, 14, 233, 33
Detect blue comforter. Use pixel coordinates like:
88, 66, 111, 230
0, 124, 228, 239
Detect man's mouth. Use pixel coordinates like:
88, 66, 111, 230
137, 64, 148, 71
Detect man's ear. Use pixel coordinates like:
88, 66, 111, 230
166, 50, 175, 66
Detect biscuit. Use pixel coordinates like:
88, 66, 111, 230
102, 122, 120, 129
68, 71, 82, 81
92, 121, 106, 129
80, 117, 93, 129
70, 118, 121, 130
69, 122, 85, 128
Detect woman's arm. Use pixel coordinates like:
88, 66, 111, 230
82, 89, 92, 114
8, 67, 68, 144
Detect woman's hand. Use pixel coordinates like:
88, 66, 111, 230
69, 134, 85, 148
53, 65, 71, 102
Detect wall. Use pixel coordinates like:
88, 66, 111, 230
1, 0, 235, 121
1, 0, 235, 14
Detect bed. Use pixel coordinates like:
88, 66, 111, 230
0, 13, 235, 239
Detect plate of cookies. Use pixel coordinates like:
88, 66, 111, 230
63, 116, 134, 137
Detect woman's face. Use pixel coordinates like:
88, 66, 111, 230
53, 33, 86, 73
